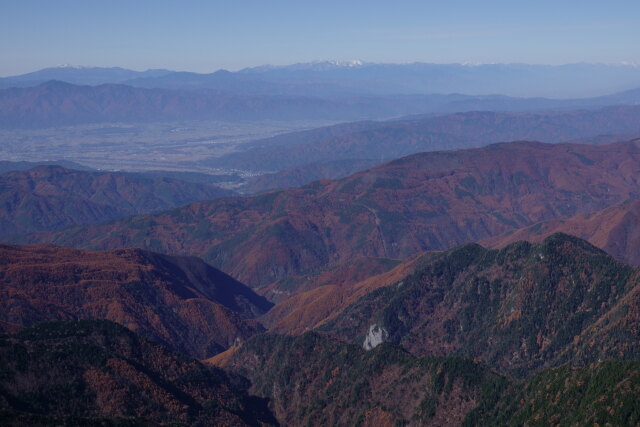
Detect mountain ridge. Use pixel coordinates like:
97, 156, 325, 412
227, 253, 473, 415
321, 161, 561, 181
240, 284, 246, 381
0, 244, 272, 358
3, 78, 640, 130
0, 165, 233, 238
205, 106, 640, 172
6, 62, 639, 97
25, 139, 640, 295
320, 233, 640, 376
482, 198, 640, 266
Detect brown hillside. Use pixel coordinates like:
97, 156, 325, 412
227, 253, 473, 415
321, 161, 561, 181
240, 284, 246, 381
0, 320, 277, 425
28, 140, 640, 294
0, 165, 233, 237
483, 199, 640, 266
0, 244, 272, 358
257, 256, 402, 303
260, 254, 422, 334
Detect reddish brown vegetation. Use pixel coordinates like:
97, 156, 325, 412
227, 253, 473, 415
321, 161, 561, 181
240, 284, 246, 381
0, 244, 272, 358
322, 234, 640, 376
483, 199, 640, 266
34, 140, 640, 296
260, 255, 421, 334
0, 320, 277, 425
0, 165, 232, 237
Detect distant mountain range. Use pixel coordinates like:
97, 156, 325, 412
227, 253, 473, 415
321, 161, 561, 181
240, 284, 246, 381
0, 80, 406, 128
236, 61, 640, 98
1, 63, 640, 129
3, 62, 640, 98
0, 65, 173, 88
1, 80, 639, 130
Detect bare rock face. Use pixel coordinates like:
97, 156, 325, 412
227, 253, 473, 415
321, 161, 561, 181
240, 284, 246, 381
363, 323, 389, 350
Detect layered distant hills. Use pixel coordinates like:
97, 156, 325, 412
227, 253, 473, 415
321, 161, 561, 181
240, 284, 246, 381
0, 66, 173, 88
1, 68, 640, 129
0, 165, 233, 237
3, 62, 640, 424
1, 140, 640, 424
3, 62, 640, 98
27, 140, 640, 296
213, 106, 640, 177
0, 81, 426, 128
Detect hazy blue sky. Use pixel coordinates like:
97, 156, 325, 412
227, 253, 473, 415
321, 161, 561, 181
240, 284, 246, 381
1, 0, 639, 76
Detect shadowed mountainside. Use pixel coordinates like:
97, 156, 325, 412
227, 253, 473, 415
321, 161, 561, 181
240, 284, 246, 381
226, 332, 508, 426
321, 234, 640, 377
0, 165, 233, 238
224, 331, 640, 426
0, 244, 272, 358
0, 320, 277, 426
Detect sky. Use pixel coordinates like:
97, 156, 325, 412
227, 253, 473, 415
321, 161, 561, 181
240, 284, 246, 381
1, 0, 639, 76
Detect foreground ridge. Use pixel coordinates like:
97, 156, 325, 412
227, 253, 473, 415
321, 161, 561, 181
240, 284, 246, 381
226, 332, 640, 426
0, 320, 278, 426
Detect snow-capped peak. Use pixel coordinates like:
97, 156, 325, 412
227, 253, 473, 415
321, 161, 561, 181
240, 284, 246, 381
298, 60, 366, 70
325, 59, 364, 67
55, 64, 81, 69
240, 60, 367, 73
